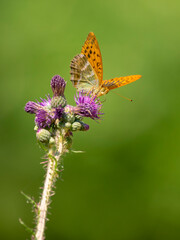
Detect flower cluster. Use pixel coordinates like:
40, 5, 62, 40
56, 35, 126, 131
25, 75, 102, 146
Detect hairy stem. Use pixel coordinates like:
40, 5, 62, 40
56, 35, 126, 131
34, 129, 64, 240
34, 154, 56, 240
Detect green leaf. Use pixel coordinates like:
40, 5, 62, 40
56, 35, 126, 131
48, 153, 57, 162
37, 140, 48, 152
19, 218, 35, 236
71, 150, 85, 153
21, 191, 37, 209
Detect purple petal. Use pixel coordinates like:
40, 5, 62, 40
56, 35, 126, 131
54, 107, 64, 120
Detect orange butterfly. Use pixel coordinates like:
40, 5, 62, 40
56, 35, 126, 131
70, 32, 141, 97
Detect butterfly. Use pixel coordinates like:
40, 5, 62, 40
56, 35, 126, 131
70, 32, 141, 97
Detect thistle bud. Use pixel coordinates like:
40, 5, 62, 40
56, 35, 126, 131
36, 129, 51, 143
65, 122, 71, 129
51, 75, 66, 97
72, 121, 82, 131
51, 96, 67, 108
34, 125, 38, 131
81, 123, 89, 131
75, 115, 83, 121
65, 114, 75, 123
49, 137, 55, 144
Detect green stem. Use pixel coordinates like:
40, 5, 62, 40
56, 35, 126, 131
34, 129, 65, 240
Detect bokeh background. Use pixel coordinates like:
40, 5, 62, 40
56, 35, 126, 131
1, 0, 180, 239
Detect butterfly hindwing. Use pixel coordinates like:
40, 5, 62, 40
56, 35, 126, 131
70, 54, 100, 92
81, 32, 103, 82
103, 75, 142, 90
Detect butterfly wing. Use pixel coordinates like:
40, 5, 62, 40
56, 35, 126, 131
81, 32, 103, 82
70, 54, 100, 92
103, 75, 142, 90
70, 32, 103, 93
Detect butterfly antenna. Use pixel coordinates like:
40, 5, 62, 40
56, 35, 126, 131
113, 91, 133, 102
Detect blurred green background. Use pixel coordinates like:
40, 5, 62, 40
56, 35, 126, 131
1, 0, 180, 239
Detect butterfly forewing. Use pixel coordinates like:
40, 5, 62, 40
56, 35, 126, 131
103, 75, 141, 90
70, 54, 100, 92
81, 32, 103, 82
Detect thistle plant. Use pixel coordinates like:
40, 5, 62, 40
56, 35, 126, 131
22, 75, 102, 240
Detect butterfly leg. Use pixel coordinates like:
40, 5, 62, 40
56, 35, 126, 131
94, 85, 106, 97
104, 88, 109, 95
86, 87, 95, 96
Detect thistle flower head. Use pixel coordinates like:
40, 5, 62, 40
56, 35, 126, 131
25, 96, 51, 115
35, 109, 53, 128
51, 75, 66, 97
24, 101, 42, 114
54, 106, 64, 120
25, 95, 64, 129
74, 92, 103, 119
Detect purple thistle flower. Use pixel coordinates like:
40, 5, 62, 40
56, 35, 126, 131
35, 109, 52, 128
35, 107, 64, 128
38, 95, 51, 107
74, 92, 103, 119
54, 107, 64, 120
25, 101, 43, 114
51, 75, 66, 97
25, 96, 51, 115
25, 95, 64, 128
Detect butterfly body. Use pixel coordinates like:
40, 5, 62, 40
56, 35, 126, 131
70, 32, 141, 97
